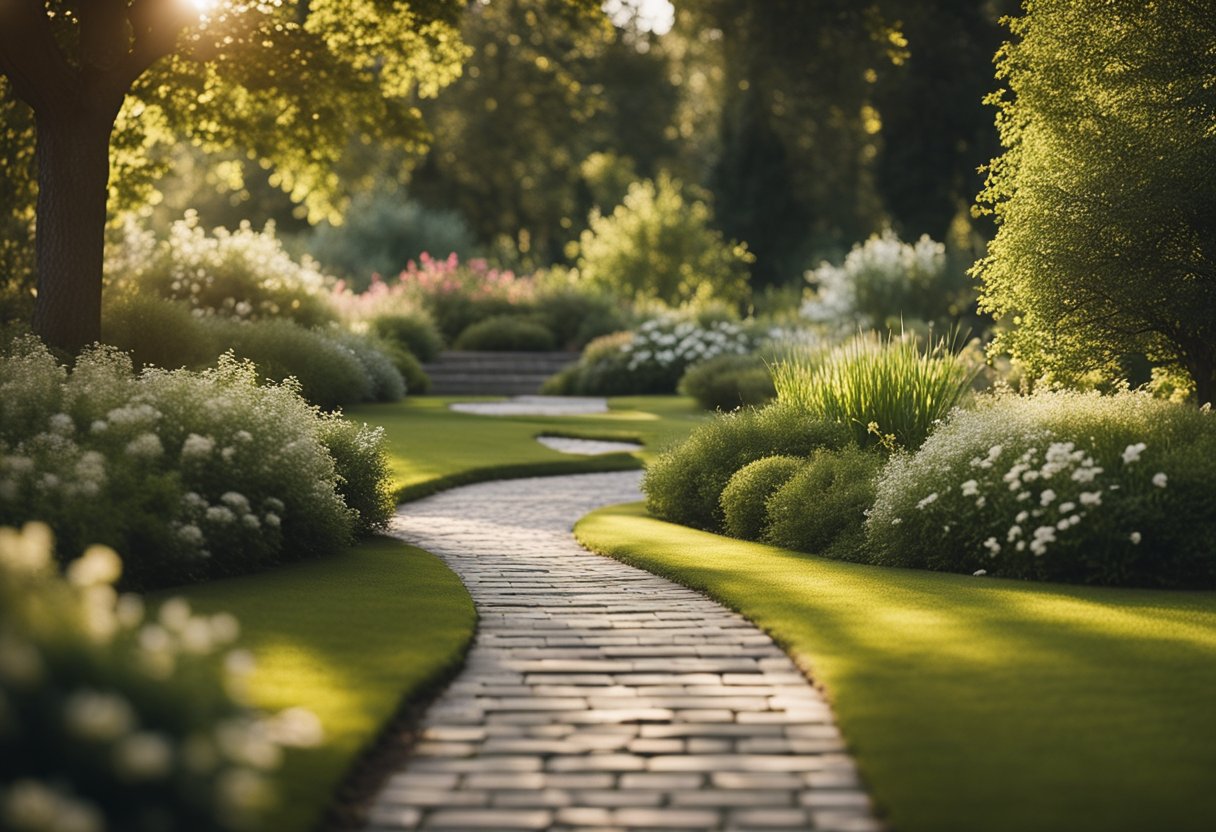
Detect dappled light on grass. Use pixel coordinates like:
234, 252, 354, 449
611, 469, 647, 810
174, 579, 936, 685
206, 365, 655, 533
169, 537, 475, 831
577, 503, 1216, 832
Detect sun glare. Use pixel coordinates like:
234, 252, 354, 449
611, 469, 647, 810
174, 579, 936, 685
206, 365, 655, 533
602, 0, 674, 35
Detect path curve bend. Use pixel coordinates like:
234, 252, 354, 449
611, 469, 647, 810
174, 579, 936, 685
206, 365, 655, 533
365, 471, 880, 832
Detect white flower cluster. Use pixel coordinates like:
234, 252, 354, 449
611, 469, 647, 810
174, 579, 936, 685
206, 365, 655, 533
901, 439, 1166, 560
108, 212, 332, 322
622, 317, 752, 372
0, 338, 358, 586
801, 229, 946, 330
0, 523, 321, 830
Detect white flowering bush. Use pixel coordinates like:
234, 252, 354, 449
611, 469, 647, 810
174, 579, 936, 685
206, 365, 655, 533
0, 523, 319, 831
0, 337, 391, 589
866, 390, 1216, 587
802, 229, 974, 334
108, 213, 335, 328
546, 314, 757, 395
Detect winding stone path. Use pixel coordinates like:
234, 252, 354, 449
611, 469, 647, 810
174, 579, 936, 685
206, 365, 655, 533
365, 472, 880, 832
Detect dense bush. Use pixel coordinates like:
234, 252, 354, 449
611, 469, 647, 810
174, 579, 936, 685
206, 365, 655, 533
103, 296, 405, 409
305, 191, 478, 289
866, 390, 1216, 587
546, 315, 756, 396
378, 341, 431, 394
331, 253, 533, 343
0, 523, 313, 831
453, 316, 557, 352
802, 230, 976, 334
531, 277, 632, 350
370, 312, 445, 362
577, 173, 753, 308
679, 353, 776, 411
325, 330, 407, 403
644, 404, 851, 532
0, 337, 390, 589
764, 447, 884, 559
108, 214, 335, 328
316, 413, 395, 536
101, 293, 218, 370
720, 455, 804, 540
772, 331, 976, 450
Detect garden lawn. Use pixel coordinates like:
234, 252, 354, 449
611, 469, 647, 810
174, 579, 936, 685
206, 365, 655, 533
167, 536, 475, 831
576, 503, 1216, 832
346, 395, 706, 499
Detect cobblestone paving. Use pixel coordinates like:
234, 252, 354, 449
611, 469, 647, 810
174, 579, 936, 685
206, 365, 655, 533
366, 471, 880, 832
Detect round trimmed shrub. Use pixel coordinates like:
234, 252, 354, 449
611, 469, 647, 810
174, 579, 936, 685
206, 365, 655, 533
679, 353, 776, 411
720, 455, 805, 540
453, 315, 557, 352
379, 341, 432, 394
643, 404, 851, 532
865, 390, 1216, 587
764, 446, 884, 559
371, 312, 444, 362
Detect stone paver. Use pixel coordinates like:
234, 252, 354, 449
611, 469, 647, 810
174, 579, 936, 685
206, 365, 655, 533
365, 471, 881, 831
535, 436, 643, 456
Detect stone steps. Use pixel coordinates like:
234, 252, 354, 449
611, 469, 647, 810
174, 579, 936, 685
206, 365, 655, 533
423, 351, 579, 396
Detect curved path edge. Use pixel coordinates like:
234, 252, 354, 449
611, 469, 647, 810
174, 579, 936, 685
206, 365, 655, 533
364, 471, 881, 832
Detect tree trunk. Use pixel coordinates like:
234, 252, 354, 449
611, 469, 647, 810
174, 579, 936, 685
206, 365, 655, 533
31, 110, 114, 354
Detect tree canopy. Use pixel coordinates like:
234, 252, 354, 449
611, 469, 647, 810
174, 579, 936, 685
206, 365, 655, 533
973, 0, 1216, 403
0, 0, 475, 350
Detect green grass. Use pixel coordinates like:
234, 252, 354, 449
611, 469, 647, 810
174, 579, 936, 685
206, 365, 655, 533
168, 536, 476, 831
576, 503, 1216, 832
346, 395, 707, 500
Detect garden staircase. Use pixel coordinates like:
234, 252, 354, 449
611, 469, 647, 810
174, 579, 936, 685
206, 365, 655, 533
422, 351, 578, 395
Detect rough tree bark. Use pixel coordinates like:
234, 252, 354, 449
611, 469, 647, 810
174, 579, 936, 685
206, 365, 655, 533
0, 0, 191, 354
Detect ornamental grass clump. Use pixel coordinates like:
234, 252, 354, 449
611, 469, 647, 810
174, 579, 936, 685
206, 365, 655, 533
771, 330, 976, 450
0, 523, 318, 831
866, 390, 1216, 587
0, 336, 390, 589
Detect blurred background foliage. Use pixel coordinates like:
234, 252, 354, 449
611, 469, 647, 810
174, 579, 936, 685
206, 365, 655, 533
1, 0, 1017, 310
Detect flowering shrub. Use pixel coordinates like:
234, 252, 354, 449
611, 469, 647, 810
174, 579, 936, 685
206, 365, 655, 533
330, 253, 533, 343
109, 213, 335, 328
801, 229, 974, 334
0, 337, 390, 589
546, 314, 757, 396
0, 523, 318, 831
866, 390, 1216, 587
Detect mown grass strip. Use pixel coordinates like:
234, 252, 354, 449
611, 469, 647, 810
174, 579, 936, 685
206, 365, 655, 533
169, 536, 476, 831
576, 502, 1216, 832
347, 395, 706, 499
